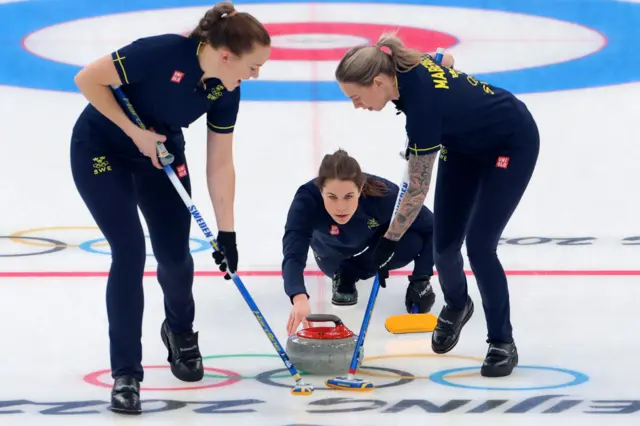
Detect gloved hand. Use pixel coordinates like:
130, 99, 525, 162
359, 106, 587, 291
378, 268, 389, 288
405, 276, 436, 313
373, 237, 397, 272
212, 231, 238, 280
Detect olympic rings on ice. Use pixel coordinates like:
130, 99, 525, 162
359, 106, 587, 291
0, 236, 67, 257
0, 226, 210, 257
83, 365, 242, 391
82, 352, 589, 392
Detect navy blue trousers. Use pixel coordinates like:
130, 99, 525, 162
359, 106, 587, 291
433, 117, 539, 343
315, 229, 434, 282
70, 137, 194, 381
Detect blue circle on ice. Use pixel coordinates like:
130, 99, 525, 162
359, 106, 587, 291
78, 237, 209, 256
0, 0, 639, 100
429, 365, 590, 391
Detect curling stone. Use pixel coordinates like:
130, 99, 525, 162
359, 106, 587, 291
286, 314, 363, 375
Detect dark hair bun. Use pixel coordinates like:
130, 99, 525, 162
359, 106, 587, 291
188, 1, 270, 56
212, 2, 236, 20
197, 2, 235, 34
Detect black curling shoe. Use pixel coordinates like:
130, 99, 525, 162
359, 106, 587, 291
431, 297, 474, 354
481, 341, 519, 377
161, 319, 204, 382
331, 271, 358, 306
110, 375, 141, 415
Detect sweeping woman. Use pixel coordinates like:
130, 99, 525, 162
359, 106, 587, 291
334, 35, 540, 377
70, 2, 271, 414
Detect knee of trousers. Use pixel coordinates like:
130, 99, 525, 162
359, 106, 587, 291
154, 246, 194, 268
314, 254, 340, 278
434, 244, 461, 265
389, 248, 421, 271
110, 239, 147, 267
465, 237, 498, 269
391, 231, 424, 257
156, 254, 194, 274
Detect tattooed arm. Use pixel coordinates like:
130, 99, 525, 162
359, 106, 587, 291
384, 152, 438, 241
382, 65, 443, 242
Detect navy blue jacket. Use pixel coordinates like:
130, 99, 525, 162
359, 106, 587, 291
282, 174, 433, 299
392, 53, 532, 158
74, 34, 239, 156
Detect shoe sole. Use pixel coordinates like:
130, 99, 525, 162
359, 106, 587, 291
331, 291, 358, 306
481, 353, 519, 377
110, 406, 142, 415
431, 300, 474, 354
331, 299, 357, 306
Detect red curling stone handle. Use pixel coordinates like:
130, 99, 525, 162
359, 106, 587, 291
305, 314, 343, 327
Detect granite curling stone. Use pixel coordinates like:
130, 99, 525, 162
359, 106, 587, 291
286, 314, 363, 375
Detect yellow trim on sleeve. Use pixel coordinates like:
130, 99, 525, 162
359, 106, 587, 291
407, 143, 441, 155
207, 122, 235, 130
112, 50, 129, 84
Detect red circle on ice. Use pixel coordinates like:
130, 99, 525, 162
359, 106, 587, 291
263, 22, 459, 61
83, 365, 241, 391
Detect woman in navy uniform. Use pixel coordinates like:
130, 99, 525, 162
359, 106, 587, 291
283, 149, 436, 335
70, 2, 270, 414
334, 34, 540, 378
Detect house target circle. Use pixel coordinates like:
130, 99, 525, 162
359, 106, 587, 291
1, 0, 637, 100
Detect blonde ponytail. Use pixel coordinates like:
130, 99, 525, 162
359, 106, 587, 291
335, 31, 422, 85
375, 32, 422, 72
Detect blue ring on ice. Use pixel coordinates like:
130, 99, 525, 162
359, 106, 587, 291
78, 237, 209, 256
0, 0, 639, 100
429, 365, 590, 391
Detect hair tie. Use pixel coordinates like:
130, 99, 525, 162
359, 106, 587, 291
378, 44, 391, 54
221, 10, 237, 18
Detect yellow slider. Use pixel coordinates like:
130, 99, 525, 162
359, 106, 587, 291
384, 313, 438, 334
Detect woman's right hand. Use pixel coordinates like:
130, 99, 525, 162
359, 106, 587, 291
287, 294, 311, 336
128, 126, 166, 169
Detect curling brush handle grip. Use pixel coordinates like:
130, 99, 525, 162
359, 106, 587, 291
306, 314, 344, 326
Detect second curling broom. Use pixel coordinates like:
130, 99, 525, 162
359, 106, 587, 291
325, 48, 446, 391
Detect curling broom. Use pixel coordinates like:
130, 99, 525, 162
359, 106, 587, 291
384, 47, 446, 335
110, 84, 314, 396
325, 48, 446, 391
384, 48, 444, 334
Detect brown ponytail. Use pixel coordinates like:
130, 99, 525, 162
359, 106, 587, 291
189, 2, 270, 56
335, 31, 422, 86
315, 149, 388, 197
